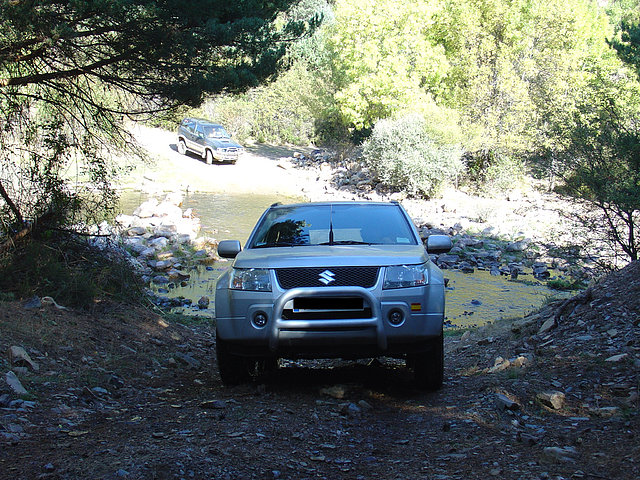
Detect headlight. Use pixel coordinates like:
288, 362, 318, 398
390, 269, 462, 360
229, 268, 272, 291
383, 264, 428, 289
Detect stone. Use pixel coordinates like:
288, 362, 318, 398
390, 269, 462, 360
538, 317, 556, 335
605, 353, 628, 363
133, 199, 159, 218
537, 391, 565, 410
127, 226, 147, 236
152, 275, 169, 285
174, 352, 201, 369
542, 446, 577, 463
148, 237, 169, 249
506, 240, 528, 252
495, 393, 520, 411
340, 402, 361, 416
489, 357, 511, 373
511, 315, 538, 333
198, 296, 210, 309
5, 371, 28, 396
22, 296, 42, 309
8, 346, 39, 372
200, 399, 227, 409
320, 385, 346, 399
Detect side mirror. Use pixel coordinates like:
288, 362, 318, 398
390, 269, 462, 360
426, 235, 452, 254
218, 240, 242, 258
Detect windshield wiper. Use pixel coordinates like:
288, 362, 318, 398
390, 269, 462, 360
318, 240, 378, 245
253, 242, 302, 248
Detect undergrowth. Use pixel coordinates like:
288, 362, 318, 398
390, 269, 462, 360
0, 235, 145, 310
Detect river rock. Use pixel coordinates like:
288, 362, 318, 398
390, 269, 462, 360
148, 237, 169, 249
152, 275, 169, 285
134, 199, 159, 218
538, 317, 556, 335
542, 446, 577, 463
198, 296, 210, 309
537, 391, 565, 410
126, 226, 147, 236
8, 346, 39, 372
489, 356, 511, 373
155, 201, 183, 219
22, 296, 42, 309
506, 240, 529, 252
605, 353, 628, 363
5, 371, 28, 395
495, 393, 520, 411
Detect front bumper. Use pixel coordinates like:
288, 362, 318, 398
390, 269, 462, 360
215, 281, 445, 358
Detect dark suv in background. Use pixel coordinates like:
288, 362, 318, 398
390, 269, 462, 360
176, 118, 244, 164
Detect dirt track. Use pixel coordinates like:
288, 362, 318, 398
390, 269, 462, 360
1, 260, 639, 480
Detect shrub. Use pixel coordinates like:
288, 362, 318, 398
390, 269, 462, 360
0, 236, 144, 310
361, 113, 463, 198
463, 150, 526, 197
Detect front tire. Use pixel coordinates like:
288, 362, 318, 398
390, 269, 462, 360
177, 139, 187, 155
410, 333, 444, 391
216, 334, 251, 386
205, 149, 214, 165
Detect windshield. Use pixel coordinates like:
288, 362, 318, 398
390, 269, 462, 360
248, 204, 418, 248
203, 124, 230, 138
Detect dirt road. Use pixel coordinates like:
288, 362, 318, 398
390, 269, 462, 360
1, 259, 638, 479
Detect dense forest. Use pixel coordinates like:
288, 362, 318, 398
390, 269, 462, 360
0, 0, 639, 274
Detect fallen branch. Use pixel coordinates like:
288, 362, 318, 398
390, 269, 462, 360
0, 225, 31, 254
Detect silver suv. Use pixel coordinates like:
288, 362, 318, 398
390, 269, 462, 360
176, 118, 244, 164
215, 201, 452, 389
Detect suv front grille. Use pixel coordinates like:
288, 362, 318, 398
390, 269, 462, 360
275, 267, 380, 289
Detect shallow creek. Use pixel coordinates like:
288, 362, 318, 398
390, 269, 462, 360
120, 191, 566, 328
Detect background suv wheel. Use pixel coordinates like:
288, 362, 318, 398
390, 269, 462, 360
177, 139, 186, 155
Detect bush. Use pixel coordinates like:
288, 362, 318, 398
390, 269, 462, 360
0, 236, 145, 310
361, 114, 463, 198
462, 150, 526, 197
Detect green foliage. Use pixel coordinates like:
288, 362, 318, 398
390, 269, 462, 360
362, 114, 463, 198
326, 0, 451, 131
553, 80, 640, 263
200, 62, 337, 145
463, 150, 526, 197
611, 19, 640, 78
0, 237, 145, 309
547, 278, 586, 291
0, 1, 315, 238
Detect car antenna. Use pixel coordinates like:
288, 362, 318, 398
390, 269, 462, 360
329, 204, 334, 245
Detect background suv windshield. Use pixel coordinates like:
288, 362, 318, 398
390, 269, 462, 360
249, 204, 417, 247
203, 124, 229, 138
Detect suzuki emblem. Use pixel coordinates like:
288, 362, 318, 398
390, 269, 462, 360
318, 270, 336, 285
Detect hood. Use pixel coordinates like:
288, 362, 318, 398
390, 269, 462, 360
206, 137, 243, 149
232, 244, 430, 269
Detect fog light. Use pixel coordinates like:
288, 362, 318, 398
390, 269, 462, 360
388, 310, 404, 326
253, 312, 268, 328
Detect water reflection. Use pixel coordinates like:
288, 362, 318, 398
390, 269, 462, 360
118, 191, 568, 327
